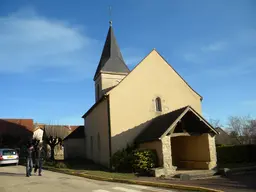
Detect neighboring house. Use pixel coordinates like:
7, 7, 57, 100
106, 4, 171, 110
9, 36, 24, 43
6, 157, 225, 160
215, 127, 241, 146
63, 126, 85, 159
0, 119, 33, 147
33, 123, 80, 159
67, 22, 219, 176
239, 135, 256, 145
33, 123, 45, 142
33, 123, 80, 142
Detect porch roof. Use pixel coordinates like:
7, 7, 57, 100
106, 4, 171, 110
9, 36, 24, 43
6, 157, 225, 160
135, 106, 218, 144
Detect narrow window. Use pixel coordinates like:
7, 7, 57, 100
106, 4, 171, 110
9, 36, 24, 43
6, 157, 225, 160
90, 136, 93, 157
96, 84, 100, 100
155, 97, 162, 112
97, 133, 101, 152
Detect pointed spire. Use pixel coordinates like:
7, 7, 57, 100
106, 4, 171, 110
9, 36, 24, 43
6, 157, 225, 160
93, 23, 130, 80
109, 6, 112, 27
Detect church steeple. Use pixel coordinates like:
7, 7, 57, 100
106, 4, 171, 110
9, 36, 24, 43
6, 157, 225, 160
93, 23, 130, 81
93, 22, 130, 102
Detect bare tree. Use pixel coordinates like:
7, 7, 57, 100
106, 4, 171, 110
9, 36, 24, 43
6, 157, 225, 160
227, 115, 256, 144
208, 118, 222, 128
244, 119, 256, 144
42, 124, 69, 160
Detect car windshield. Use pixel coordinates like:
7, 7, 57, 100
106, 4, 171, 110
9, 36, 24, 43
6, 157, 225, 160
2, 150, 16, 156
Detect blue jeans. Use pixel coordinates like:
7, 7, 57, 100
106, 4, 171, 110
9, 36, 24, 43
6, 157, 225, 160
26, 158, 33, 176
34, 159, 43, 174
38, 159, 42, 174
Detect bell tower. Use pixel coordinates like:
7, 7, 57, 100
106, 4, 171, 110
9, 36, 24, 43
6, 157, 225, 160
93, 21, 130, 102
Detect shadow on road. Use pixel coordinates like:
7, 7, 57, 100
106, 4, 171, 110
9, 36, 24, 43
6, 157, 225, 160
0, 172, 25, 177
171, 172, 256, 192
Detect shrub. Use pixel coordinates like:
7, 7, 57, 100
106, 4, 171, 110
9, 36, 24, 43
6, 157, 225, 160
132, 149, 158, 174
111, 145, 158, 174
54, 161, 68, 169
217, 144, 256, 164
111, 145, 135, 172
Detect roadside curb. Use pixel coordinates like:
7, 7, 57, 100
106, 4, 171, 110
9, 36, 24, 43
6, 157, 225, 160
219, 165, 256, 177
43, 166, 224, 192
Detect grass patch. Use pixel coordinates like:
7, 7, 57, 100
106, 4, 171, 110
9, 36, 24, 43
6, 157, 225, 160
44, 159, 136, 179
218, 162, 256, 169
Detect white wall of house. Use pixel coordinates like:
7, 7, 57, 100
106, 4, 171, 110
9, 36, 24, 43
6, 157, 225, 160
64, 138, 86, 159
33, 128, 44, 142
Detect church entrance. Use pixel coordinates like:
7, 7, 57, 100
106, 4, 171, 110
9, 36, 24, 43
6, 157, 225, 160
171, 134, 211, 170
169, 110, 213, 170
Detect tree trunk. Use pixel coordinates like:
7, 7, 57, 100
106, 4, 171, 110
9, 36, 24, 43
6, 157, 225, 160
50, 145, 55, 160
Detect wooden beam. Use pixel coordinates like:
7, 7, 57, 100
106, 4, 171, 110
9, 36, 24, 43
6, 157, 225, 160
170, 132, 202, 137
170, 133, 191, 137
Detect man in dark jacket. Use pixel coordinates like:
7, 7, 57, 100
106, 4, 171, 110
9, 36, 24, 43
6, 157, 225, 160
34, 143, 44, 176
26, 141, 34, 177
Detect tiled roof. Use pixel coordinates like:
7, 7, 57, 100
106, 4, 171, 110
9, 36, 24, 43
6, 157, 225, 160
0, 119, 34, 132
0, 119, 34, 138
34, 123, 80, 132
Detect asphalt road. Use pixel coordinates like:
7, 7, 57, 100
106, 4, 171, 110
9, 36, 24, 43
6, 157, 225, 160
0, 165, 186, 192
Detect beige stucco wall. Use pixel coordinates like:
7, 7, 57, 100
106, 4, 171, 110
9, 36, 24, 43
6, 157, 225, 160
171, 134, 211, 169
64, 138, 86, 159
139, 140, 163, 166
84, 99, 110, 167
95, 72, 127, 102
108, 50, 202, 154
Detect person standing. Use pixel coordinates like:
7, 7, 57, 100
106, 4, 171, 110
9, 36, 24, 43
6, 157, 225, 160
26, 141, 34, 177
34, 143, 44, 176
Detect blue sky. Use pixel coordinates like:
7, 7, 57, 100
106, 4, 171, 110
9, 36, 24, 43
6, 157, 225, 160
0, 0, 255, 126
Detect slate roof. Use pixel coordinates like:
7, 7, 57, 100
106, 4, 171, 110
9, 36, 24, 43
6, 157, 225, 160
135, 106, 217, 144
135, 106, 187, 143
63, 126, 84, 141
93, 25, 130, 80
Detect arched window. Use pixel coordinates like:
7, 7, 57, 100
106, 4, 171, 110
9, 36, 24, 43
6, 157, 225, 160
155, 97, 162, 112
97, 133, 101, 152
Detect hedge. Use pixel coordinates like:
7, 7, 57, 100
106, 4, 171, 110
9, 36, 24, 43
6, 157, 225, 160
217, 144, 256, 164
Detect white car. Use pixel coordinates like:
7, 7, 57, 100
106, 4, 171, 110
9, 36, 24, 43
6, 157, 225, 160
0, 148, 19, 165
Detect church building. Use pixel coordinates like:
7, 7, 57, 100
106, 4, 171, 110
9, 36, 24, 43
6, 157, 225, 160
64, 21, 218, 176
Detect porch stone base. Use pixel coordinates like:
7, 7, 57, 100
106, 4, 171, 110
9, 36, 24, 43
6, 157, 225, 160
160, 135, 177, 177
178, 161, 210, 169
152, 166, 177, 177
208, 133, 217, 170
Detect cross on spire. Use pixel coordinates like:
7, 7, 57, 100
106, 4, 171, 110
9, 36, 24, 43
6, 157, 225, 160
109, 6, 112, 26
93, 8, 130, 81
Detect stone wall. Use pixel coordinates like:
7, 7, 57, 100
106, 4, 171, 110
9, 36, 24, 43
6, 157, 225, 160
207, 133, 217, 169
161, 135, 176, 175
